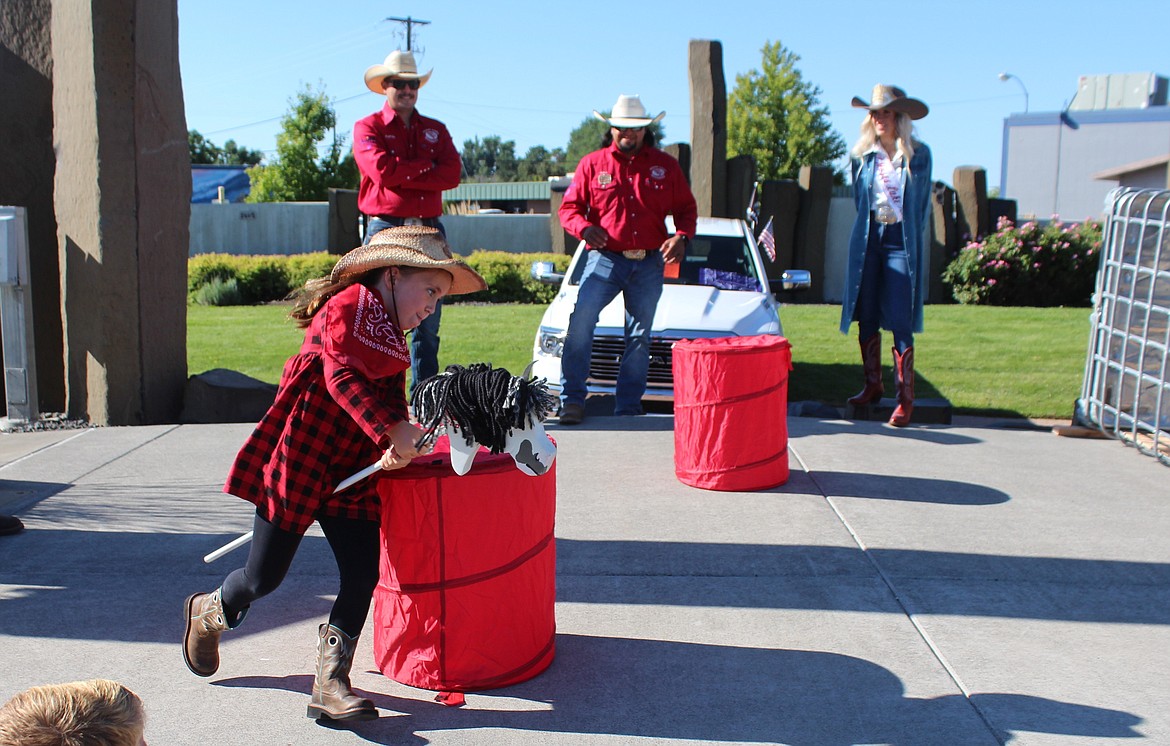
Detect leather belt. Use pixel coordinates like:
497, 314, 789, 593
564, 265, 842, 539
621, 250, 648, 260
376, 215, 441, 228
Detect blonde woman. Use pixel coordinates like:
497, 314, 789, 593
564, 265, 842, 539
840, 85, 931, 427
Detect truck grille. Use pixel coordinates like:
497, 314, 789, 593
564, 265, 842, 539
589, 335, 685, 386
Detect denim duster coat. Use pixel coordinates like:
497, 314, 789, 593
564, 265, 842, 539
838, 142, 932, 335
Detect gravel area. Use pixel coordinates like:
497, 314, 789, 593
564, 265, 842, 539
0, 412, 94, 433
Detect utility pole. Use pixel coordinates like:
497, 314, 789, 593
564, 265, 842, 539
384, 16, 429, 51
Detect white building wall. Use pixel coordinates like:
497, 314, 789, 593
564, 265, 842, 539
1002, 108, 1170, 221
822, 197, 854, 304
190, 205, 554, 257
441, 214, 551, 255
189, 202, 329, 256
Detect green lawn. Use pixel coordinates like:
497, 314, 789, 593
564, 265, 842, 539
188, 302, 1093, 420
778, 304, 1091, 420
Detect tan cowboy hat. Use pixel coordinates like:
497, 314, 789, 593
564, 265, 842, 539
364, 50, 433, 94
593, 94, 665, 128
851, 84, 929, 120
331, 226, 487, 296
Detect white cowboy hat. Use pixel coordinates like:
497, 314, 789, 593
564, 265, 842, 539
851, 84, 929, 120
331, 226, 486, 296
593, 94, 665, 128
364, 50, 433, 94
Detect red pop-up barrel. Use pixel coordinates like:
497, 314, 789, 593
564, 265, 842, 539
672, 335, 792, 491
373, 436, 556, 691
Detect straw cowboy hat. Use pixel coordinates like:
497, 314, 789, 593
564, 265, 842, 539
593, 94, 665, 128
331, 226, 487, 295
364, 50, 433, 94
851, 84, 929, 120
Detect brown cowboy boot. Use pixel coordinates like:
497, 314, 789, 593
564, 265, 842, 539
183, 587, 245, 677
847, 333, 884, 406
889, 347, 915, 427
306, 624, 377, 722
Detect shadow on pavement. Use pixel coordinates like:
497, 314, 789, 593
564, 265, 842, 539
0, 478, 72, 513
555, 539, 1170, 625
5, 531, 1169, 645
795, 470, 1011, 504
216, 634, 1142, 745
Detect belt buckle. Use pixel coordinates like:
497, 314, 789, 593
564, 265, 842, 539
876, 206, 898, 225
622, 250, 647, 260
403, 217, 424, 226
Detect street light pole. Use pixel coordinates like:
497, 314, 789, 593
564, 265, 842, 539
384, 16, 430, 51
998, 72, 1030, 113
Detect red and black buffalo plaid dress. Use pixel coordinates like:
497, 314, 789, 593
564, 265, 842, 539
224, 283, 411, 534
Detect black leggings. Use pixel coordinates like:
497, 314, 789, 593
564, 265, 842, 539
220, 511, 381, 638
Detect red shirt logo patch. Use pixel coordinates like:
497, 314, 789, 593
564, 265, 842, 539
423, 128, 440, 144
650, 166, 667, 180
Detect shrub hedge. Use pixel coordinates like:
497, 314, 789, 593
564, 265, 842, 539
188, 251, 572, 305
941, 217, 1102, 306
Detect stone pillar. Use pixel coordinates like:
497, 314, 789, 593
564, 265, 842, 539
328, 188, 360, 253
0, 0, 66, 411
953, 166, 989, 242
724, 155, 756, 223
688, 39, 726, 217
930, 182, 958, 304
549, 179, 574, 255
53, 0, 189, 425
759, 180, 800, 293
794, 166, 834, 303
987, 197, 1017, 231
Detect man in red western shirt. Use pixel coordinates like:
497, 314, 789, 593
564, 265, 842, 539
556, 95, 698, 425
354, 50, 461, 392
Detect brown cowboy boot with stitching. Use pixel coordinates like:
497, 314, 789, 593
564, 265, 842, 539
183, 587, 240, 677
847, 333, 884, 406
306, 624, 378, 721
889, 346, 915, 427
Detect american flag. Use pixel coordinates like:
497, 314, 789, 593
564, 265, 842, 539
757, 216, 776, 262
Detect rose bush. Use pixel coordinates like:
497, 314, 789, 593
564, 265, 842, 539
942, 216, 1102, 306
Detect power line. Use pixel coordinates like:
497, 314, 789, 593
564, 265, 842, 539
201, 115, 284, 137
187, 25, 387, 93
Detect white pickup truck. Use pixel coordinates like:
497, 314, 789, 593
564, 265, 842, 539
530, 216, 810, 401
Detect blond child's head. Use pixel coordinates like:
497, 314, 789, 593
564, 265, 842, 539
0, 679, 146, 746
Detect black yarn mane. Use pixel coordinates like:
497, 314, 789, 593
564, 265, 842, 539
411, 363, 559, 454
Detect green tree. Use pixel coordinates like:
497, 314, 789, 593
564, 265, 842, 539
727, 40, 846, 181
461, 136, 519, 182
188, 130, 263, 166
518, 145, 567, 180
221, 139, 263, 166
563, 115, 665, 172
245, 85, 355, 202
188, 130, 223, 164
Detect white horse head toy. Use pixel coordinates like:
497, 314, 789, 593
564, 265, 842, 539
411, 362, 558, 477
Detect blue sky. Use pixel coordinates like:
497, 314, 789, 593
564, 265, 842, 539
179, 0, 1170, 192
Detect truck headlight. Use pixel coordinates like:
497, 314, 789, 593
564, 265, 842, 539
537, 329, 565, 357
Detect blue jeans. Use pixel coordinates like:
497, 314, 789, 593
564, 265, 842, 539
856, 218, 913, 352
560, 250, 664, 415
364, 217, 443, 393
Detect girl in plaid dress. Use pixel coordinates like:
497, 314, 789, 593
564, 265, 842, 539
182, 226, 486, 722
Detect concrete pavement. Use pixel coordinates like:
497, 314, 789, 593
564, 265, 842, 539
0, 412, 1166, 745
